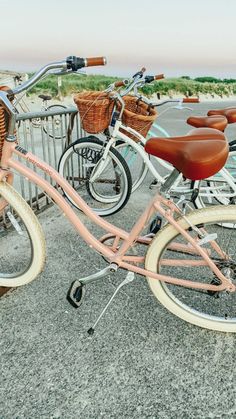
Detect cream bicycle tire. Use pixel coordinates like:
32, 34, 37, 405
0, 182, 46, 287
145, 205, 236, 332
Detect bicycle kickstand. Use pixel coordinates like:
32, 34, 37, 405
87, 271, 135, 336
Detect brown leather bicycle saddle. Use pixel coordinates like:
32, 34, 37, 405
207, 108, 236, 124
187, 115, 228, 132
145, 128, 228, 181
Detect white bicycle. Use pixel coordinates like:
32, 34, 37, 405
58, 73, 236, 216
13, 75, 67, 139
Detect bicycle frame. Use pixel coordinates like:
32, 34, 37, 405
112, 121, 180, 184
88, 120, 180, 186
0, 138, 235, 293
92, 119, 236, 198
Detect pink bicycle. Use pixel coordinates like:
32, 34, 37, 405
0, 56, 236, 333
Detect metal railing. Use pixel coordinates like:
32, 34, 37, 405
1, 105, 83, 295
14, 106, 82, 212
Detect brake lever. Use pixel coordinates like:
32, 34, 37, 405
49, 69, 72, 76
184, 106, 193, 111
49, 69, 87, 76
73, 70, 87, 76
173, 103, 193, 111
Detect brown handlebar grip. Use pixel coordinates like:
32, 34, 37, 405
114, 80, 126, 88
183, 97, 200, 103
154, 74, 165, 80
85, 57, 107, 67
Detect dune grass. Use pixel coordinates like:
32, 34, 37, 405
28, 73, 236, 99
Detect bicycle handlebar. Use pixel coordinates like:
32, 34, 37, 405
155, 74, 164, 80
0, 55, 107, 137
66, 56, 106, 70
105, 68, 147, 95
144, 74, 165, 84
108, 70, 199, 122
131, 96, 200, 108
11, 55, 107, 95
114, 80, 130, 88
86, 57, 106, 67
132, 67, 146, 78
119, 68, 148, 96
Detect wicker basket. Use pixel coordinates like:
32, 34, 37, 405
120, 96, 157, 141
0, 86, 12, 162
74, 91, 115, 134
0, 107, 7, 162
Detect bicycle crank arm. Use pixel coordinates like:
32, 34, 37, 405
66, 264, 118, 308
80, 263, 118, 285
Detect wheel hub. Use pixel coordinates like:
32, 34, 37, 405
207, 260, 236, 296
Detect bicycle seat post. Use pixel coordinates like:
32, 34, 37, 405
38, 94, 52, 105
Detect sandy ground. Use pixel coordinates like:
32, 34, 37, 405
25, 93, 236, 109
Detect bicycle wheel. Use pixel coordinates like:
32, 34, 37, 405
193, 149, 236, 209
15, 100, 41, 129
145, 205, 236, 332
115, 140, 149, 192
58, 136, 132, 216
43, 104, 67, 139
0, 182, 46, 287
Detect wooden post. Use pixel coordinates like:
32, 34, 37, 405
57, 76, 62, 101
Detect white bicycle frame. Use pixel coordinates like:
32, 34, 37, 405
90, 120, 188, 193
89, 119, 236, 200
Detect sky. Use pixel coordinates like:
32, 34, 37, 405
0, 0, 236, 78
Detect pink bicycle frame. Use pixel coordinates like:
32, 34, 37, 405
0, 139, 235, 293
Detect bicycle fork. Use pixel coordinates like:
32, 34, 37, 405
89, 138, 115, 183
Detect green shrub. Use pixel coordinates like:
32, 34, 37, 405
194, 76, 222, 83
26, 73, 236, 99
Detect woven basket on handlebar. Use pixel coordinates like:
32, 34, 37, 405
0, 86, 13, 163
120, 96, 157, 142
0, 108, 4, 160
74, 91, 115, 134
0, 107, 7, 163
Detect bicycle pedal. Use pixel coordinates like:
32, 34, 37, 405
149, 215, 162, 234
66, 280, 85, 308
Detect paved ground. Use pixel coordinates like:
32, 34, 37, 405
1, 101, 236, 419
